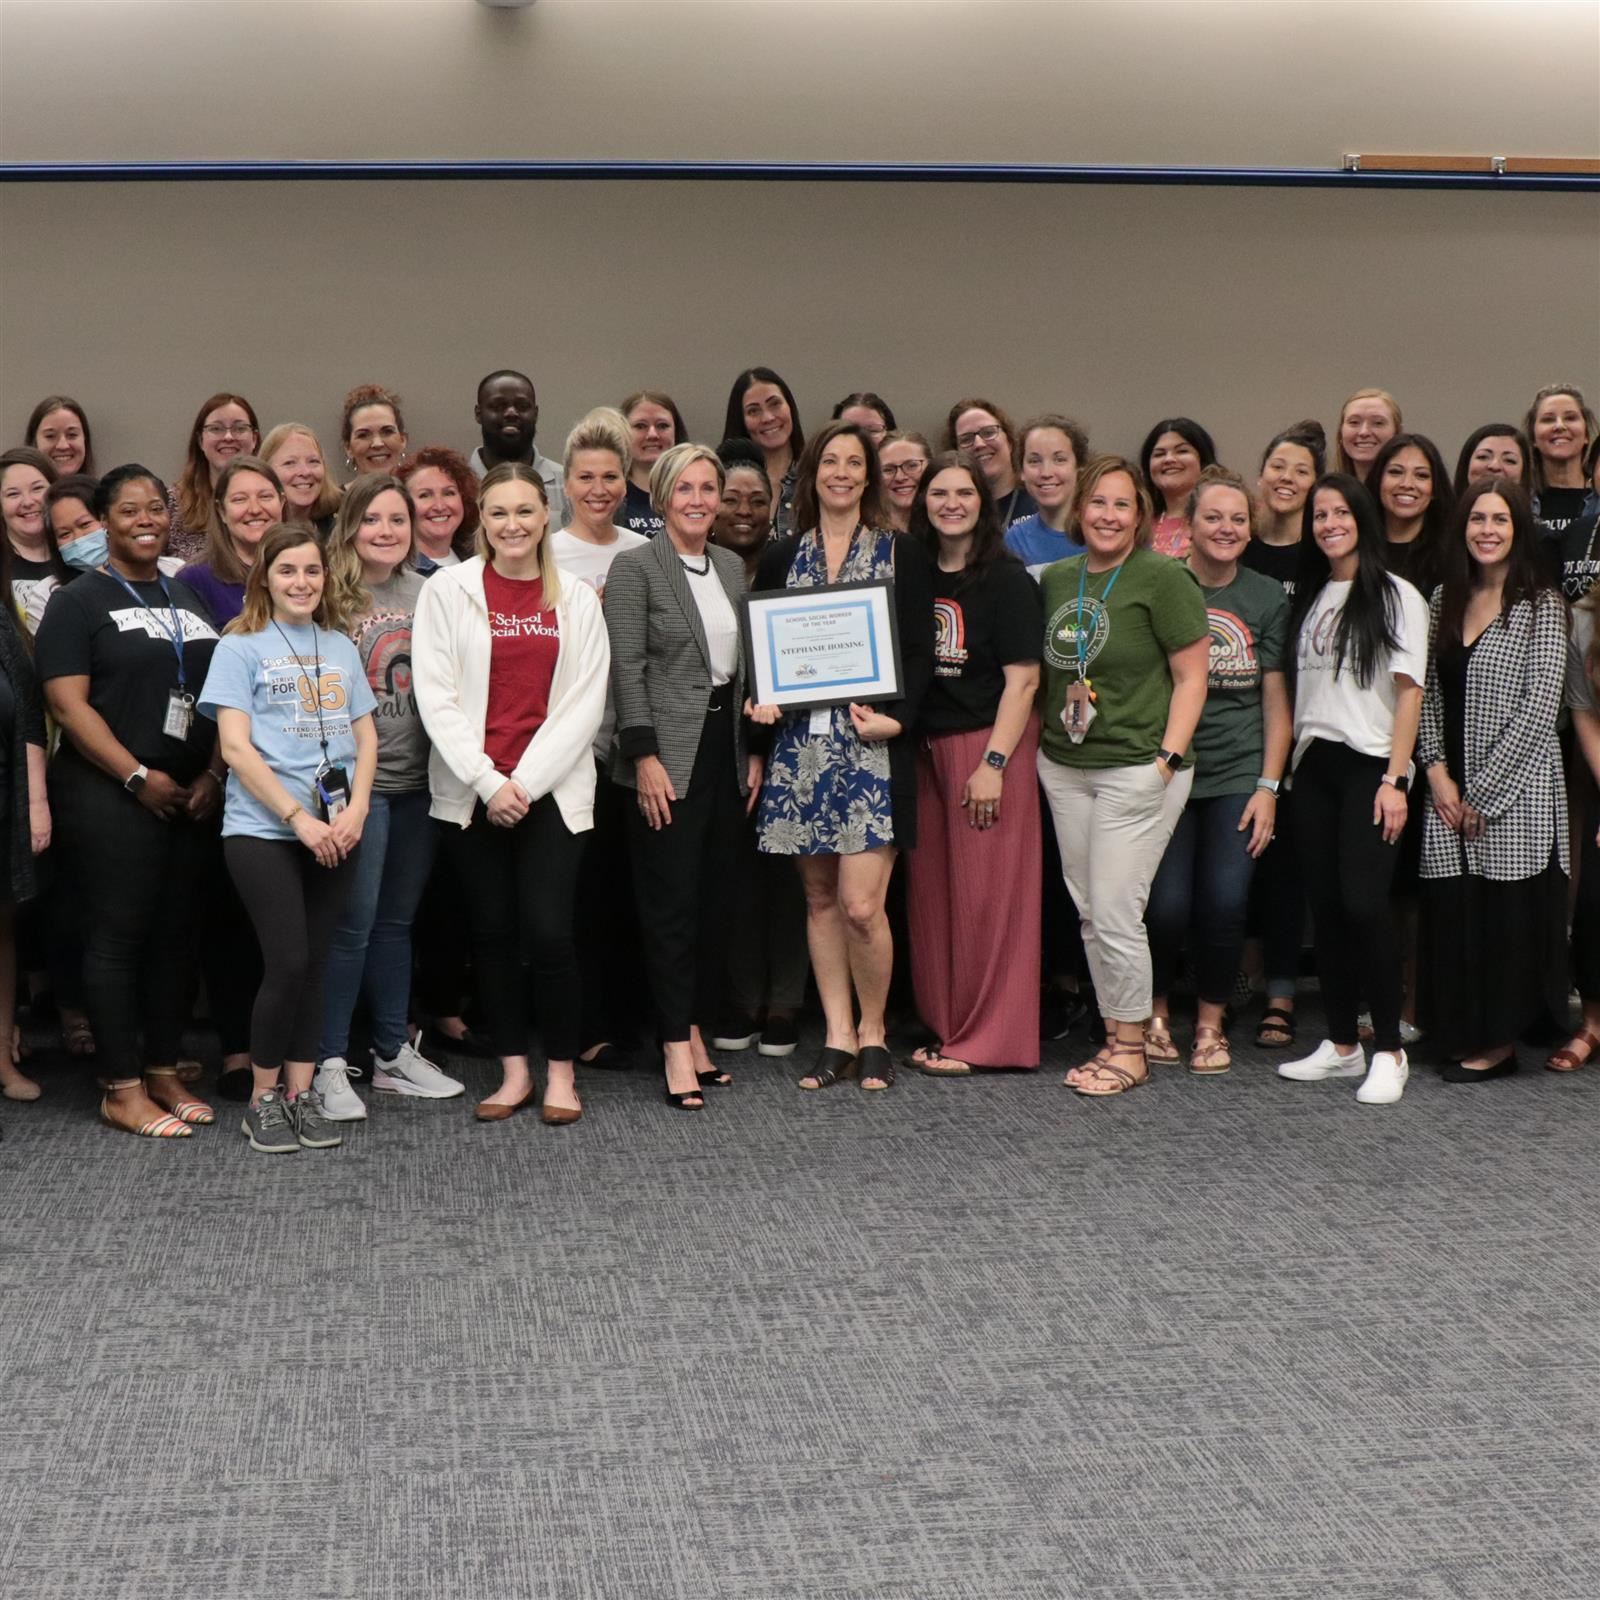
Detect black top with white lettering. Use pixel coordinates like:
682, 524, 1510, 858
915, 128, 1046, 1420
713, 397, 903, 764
34, 571, 221, 783
923, 556, 1044, 734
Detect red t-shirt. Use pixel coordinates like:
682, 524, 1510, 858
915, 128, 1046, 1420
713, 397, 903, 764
482, 566, 561, 777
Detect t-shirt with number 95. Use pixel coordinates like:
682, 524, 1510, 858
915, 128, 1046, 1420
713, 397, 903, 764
198, 622, 377, 840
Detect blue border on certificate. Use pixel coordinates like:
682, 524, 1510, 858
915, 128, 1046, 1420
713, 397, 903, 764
765, 598, 880, 694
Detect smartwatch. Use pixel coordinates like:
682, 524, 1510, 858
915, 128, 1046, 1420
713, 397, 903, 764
1381, 773, 1410, 794
1157, 749, 1185, 772
983, 750, 1008, 772
123, 764, 149, 794
1256, 777, 1281, 796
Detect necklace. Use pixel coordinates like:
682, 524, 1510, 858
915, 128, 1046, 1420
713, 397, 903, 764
679, 551, 711, 577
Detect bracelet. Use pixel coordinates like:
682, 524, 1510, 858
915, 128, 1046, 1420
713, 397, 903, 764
281, 803, 303, 825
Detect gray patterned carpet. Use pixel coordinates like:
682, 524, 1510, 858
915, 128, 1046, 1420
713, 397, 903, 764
3, 1007, 1597, 1600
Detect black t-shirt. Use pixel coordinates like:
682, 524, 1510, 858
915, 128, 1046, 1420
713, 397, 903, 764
1381, 535, 1438, 600
1535, 486, 1589, 538
995, 485, 1039, 529
1240, 537, 1299, 599
1555, 511, 1600, 602
923, 555, 1043, 733
34, 570, 221, 784
621, 481, 664, 539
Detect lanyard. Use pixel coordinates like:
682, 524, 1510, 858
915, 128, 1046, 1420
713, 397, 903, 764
105, 567, 188, 689
270, 619, 331, 760
1074, 557, 1125, 677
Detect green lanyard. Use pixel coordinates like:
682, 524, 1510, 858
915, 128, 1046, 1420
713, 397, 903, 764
1074, 557, 1125, 679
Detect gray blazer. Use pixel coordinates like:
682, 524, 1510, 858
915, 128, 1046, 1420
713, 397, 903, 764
603, 535, 750, 794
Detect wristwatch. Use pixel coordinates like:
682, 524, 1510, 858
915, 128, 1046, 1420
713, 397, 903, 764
1256, 777, 1281, 796
123, 764, 149, 794
1381, 773, 1410, 794
1157, 749, 1185, 772
983, 750, 1008, 771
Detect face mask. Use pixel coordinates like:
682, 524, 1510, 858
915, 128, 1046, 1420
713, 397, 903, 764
63, 530, 109, 571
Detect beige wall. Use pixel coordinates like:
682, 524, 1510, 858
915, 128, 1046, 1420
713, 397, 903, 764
1, 2, 1597, 481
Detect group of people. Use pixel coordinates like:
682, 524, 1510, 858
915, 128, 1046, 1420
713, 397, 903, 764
1, 372, 1595, 1150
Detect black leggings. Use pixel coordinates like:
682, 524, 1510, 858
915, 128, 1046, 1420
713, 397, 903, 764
446, 793, 584, 1060
1293, 739, 1403, 1052
1573, 789, 1600, 1001
51, 763, 207, 1080
225, 837, 356, 1069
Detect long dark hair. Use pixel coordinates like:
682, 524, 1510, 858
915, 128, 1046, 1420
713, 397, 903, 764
1436, 478, 1555, 651
1365, 432, 1455, 592
0, 445, 71, 583
790, 420, 888, 532
907, 451, 1008, 586
722, 367, 806, 459
25, 395, 96, 477
1290, 473, 1401, 691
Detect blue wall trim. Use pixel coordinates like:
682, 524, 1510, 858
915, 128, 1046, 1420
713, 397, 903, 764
1, 158, 1596, 191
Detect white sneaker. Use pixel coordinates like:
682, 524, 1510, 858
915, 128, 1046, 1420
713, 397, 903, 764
372, 1040, 465, 1099
314, 1056, 367, 1121
1278, 1040, 1367, 1081
1356, 1049, 1409, 1105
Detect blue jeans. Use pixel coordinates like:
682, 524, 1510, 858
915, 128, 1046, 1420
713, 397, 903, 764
319, 789, 438, 1060
1146, 790, 1258, 1005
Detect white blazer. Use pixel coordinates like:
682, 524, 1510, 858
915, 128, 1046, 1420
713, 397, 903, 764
412, 556, 610, 832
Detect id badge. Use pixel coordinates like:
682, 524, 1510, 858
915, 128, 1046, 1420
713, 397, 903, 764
314, 760, 351, 822
163, 690, 194, 741
1063, 678, 1097, 745
808, 705, 833, 739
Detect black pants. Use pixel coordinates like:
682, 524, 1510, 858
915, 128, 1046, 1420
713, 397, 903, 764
1247, 788, 1304, 1001
52, 765, 207, 1080
225, 837, 356, 1068
1293, 739, 1403, 1052
414, 826, 472, 1022
1573, 789, 1600, 1001
574, 764, 644, 1049
446, 793, 584, 1060
627, 698, 741, 1042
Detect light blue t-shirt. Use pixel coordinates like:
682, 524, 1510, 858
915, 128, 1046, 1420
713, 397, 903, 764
1004, 514, 1086, 579
199, 622, 376, 840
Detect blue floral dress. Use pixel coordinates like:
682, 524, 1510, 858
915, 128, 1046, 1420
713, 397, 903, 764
756, 526, 897, 856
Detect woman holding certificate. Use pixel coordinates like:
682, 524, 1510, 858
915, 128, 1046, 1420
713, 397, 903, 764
751, 420, 935, 1093
1036, 455, 1210, 1096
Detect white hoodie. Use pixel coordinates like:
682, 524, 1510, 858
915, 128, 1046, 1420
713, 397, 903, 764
412, 556, 609, 831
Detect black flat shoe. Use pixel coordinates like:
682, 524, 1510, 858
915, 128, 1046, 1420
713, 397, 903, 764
800, 1048, 857, 1090
858, 1045, 896, 1092
1441, 1055, 1520, 1083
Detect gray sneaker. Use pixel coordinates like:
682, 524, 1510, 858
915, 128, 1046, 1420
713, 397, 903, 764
291, 1087, 344, 1149
241, 1090, 299, 1154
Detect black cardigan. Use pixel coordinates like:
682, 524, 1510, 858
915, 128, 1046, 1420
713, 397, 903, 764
0, 613, 44, 903
753, 530, 935, 849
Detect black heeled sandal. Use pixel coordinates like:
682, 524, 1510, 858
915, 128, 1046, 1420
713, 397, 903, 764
664, 1085, 705, 1111
858, 1046, 895, 1092
800, 1048, 858, 1090
696, 1067, 733, 1088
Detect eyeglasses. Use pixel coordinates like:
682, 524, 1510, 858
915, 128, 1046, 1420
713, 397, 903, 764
202, 421, 256, 439
955, 424, 1003, 449
882, 461, 927, 479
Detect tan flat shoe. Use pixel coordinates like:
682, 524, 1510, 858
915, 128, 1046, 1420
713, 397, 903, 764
541, 1100, 582, 1126
475, 1089, 534, 1123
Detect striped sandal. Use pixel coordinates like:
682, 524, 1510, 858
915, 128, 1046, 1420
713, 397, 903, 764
146, 1068, 215, 1125
100, 1095, 192, 1138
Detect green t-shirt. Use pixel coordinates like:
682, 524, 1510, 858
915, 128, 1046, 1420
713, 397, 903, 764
1189, 566, 1289, 799
1039, 547, 1208, 769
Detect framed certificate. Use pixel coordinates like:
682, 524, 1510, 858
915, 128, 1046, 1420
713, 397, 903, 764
741, 579, 903, 709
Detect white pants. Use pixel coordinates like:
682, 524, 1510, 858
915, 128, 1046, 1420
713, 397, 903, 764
1036, 754, 1193, 1022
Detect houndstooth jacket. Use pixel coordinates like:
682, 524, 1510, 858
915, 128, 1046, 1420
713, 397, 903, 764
1416, 587, 1569, 882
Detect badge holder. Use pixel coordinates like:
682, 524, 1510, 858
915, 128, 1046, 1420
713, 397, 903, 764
314, 759, 351, 822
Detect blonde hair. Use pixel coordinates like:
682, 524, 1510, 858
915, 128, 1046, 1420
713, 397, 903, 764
649, 442, 725, 515
324, 472, 415, 628
1073, 454, 1154, 548
563, 406, 633, 477
259, 423, 344, 524
475, 462, 562, 604
1333, 388, 1402, 476
227, 523, 353, 636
